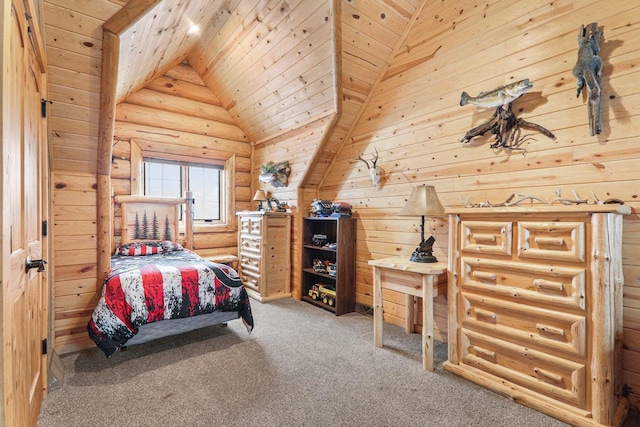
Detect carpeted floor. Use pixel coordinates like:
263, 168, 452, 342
38, 298, 637, 426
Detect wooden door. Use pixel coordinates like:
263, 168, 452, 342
2, 0, 47, 425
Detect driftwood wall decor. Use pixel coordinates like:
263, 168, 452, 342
572, 23, 603, 136
459, 79, 555, 150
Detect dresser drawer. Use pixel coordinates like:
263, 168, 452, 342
460, 220, 513, 256
241, 268, 260, 291
240, 235, 261, 253
239, 216, 263, 235
460, 329, 587, 409
517, 221, 585, 263
249, 217, 262, 235
461, 257, 586, 310
239, 252, 260, 272
239, 217, 251, 234
462, 292, 586, 357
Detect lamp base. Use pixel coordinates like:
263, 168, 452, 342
409, 250, 438, 263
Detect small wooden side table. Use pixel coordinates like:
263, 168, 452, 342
368, 257, 447, 371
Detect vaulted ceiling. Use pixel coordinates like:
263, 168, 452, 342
105, 0, 337, 144
101, 0, 423, 180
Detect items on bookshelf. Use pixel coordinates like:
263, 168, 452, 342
308, 284, 336, 307
302, 216, 355, 315
312, 259, 336, 276
309, 199, 352, 217
311, 234, 328, 246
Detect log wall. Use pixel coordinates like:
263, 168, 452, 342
319, 0, 640, 411
112, 62, 252, 255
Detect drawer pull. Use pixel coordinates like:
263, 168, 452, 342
536, 323, 565, 338
473, 271, 496, 281
534, 367, 563, 384
533, 279, 564, 291
534, 236, 564, 246
474, 233, 497, 243
474, 308, 497, 320
474, 346, 496, 360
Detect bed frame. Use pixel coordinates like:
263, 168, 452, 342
110, 193, 241, 347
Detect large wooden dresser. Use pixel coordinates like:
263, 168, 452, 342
445, 205, 630, 427
236, 211, 292, 302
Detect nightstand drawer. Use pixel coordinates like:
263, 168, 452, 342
461, 329, 587, 409
461, 220, 513, 256
462, 292, 586, 357
517, 221, 585, 263
461, 257, 586, 310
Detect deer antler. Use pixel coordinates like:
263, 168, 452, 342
371, 148, 379, 168
355, 153, 371, 169
355, 148, 379, 169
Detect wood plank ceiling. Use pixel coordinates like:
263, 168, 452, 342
108, 0, 338, 144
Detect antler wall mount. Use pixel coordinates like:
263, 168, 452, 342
355, 148, 382, 189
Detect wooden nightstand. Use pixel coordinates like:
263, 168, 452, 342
368, 257, 447, 371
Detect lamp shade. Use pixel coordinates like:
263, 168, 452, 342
399, 185, 444, 217
253, 190, 268, 201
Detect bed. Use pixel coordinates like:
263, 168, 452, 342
87, 195, 253, 357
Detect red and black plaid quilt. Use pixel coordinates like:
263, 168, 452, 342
87, 247, 253, 357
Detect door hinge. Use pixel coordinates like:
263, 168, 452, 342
42, 220, 48, 236
41, 99, 53, 118
42, 338, 47, 355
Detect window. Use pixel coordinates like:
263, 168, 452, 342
144, 158, 223, 222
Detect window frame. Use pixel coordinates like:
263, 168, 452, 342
134, 144, 236, 233
143, 157, 224, 222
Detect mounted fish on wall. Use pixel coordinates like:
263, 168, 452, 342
459, 79, 555, 151
460, 79, 533, 108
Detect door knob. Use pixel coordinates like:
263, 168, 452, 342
26, 258, 47, 273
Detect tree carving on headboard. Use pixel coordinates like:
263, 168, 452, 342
131, 210, 173, 241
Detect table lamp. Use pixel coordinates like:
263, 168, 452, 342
253, 190, 268, 211
399, 184, 445, 262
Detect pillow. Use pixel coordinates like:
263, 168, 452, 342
114, 241, 183, 256
162, 241, 184, 253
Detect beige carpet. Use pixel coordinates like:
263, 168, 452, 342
38, 297, 636, 426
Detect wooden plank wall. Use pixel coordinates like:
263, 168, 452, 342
303, 0, 422, 188
253, 116, 334, 298
45, 0, 125, 353
252, 0, 422, 299
319, 0, 640, 410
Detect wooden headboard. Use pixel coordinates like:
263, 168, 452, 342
114, 194, 194, 249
